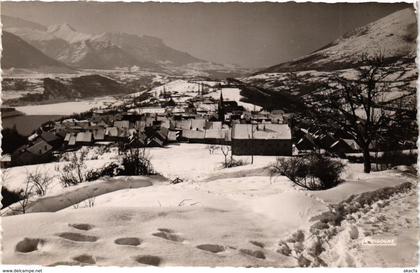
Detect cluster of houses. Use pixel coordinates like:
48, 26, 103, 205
7, 79, 364, 167
294, 128, 362, 156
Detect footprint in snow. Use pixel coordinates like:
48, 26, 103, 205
57, 232, 98, 242
134, 255, 162, 266
73, 254, 96, 265
69, 223, 94, 231
196, 244, 226, 253
239, 248, 266, 260
152, 228, 184, 242
15, 238, 45, 253
114, 237, 142, 246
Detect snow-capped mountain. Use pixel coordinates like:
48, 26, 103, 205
258, 8, 417, 74
2, 31, 71, 71
2, 17, 204, 70
92, 32, 202, 66
47, 23, 92, 43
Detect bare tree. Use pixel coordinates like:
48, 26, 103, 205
220, 145, 232, 168
308, 53, 416, 173
27, 167, 53, 196
207, 144, 219, 154
56, 150, 88, 187
11, 174, 34, 214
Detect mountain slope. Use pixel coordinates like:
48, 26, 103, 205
1, 31, 70, 70
259, 8, 417, 74
3, 16, 205, 70
91, 32, 202, 66
47, 23, 91, 43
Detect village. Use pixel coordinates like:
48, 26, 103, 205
6, 78, 366, 167
1, 3, 418, 268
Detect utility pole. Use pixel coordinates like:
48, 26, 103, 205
250, 122, 255, 165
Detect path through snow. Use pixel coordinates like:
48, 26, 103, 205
322, 184, 418, 267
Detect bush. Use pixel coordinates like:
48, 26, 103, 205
1, 186, 23, 209
272, 154, 345, 190
1, 127, 28, 154
379, 150, 417, 169
224, 158, 246, 168
56, 150, 88, 187
120, 148, 155, 176
86, 162, 124, 181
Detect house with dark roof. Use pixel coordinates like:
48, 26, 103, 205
295, 133, 317, 153
314, 133, 336, 150
11, 139, 53, 166
40, 131, 63, 148
330, 138, 361, 157
128, 132, 147, 148
231, 123, 292, 156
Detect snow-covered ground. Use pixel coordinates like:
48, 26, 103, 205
1, 144, 417, 267
129, 79, 262, 112
321, 186, 418, 267
206, 87, 262, 111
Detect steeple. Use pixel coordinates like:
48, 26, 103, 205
218, 89, 225, 122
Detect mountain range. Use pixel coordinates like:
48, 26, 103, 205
258, 8, 417, 74
2, 8, 416, 77
2, 15, 203, 71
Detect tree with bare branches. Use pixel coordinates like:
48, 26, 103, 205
220, 145, 232, 168
56, 150, 89, 187
27, 167, 53, 196
307, 54, 416, 173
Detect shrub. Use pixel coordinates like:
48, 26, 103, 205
56, 150, 88, 187
120, 148, 155, 176
1, 127, 28, 155
224, 158, 246, 168
271, 153, 345, 190
27, 168, 53, 196
379, 150, 417, 169
1, 186, 22, 209
85, 162, 124, 181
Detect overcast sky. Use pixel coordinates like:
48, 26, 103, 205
2, 2, 412, 68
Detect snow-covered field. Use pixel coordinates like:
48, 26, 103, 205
1, 144, 417, 267
206, 87, 262, 111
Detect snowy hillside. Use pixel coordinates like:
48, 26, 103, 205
131, 79, 262, 111
259, 8, 416, 73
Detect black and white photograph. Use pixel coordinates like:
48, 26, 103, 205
0, 1, 418, 268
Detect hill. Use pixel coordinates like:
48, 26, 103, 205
2, 31, 71, 71
258, 8, 416, 74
